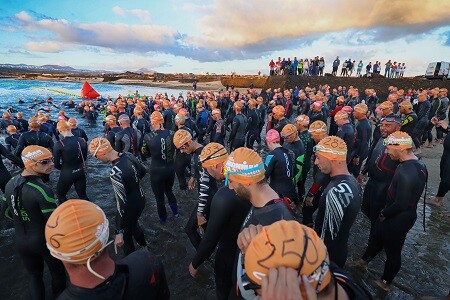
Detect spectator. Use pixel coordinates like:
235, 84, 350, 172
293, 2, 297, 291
385, 60, 392, 77
268, 59, 275, 76
332, 56, 340, 76
357, 60, 364, 77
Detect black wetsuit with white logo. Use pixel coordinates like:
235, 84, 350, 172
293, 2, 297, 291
114, 127, 142, 157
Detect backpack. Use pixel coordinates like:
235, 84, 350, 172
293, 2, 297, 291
199, 110, 209, 127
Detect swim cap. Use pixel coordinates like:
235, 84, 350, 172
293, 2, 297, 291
312, 101, 322, 110
354, 103, 368, 114
334, 110, 349, 121
341, 106, 353, 114
224, 147, 265, 185
45, 200, 110, 271
29, 116, 40, 128
6, 125, 16, 133
68, 118, 77, 127
295, 114, 310, 127
57, 120, 71, 132
281, 124, 297, 139
313, 136, 347, 161
22, 145, 52, 168
178, 108, 188, 118
110, 106, 117, 112
199, 142, 228, 167
150, 111, 164, 126
399, 100, 412, 110
234, 101, 244, 111
173, 129, 192, 149
2, 111, 11, 119
105, 115, 116, 124
16, 112, 23, 119
211, 109, 221, 116
248, 99, 257, 108
266, 129, 281, 143
308, 120, 327, 135
272, 105, 285, 119
89, 137, 113, 157
118, 114, 130, 123
163, 100, 170, 108
378, 101, 394, 111
134, 107, 143, 116
244, 220, 330, 292
384, 131, 413, 150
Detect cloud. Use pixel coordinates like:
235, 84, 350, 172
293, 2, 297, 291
112, 6, 126, 17
24, 41, 67, 53
92, 58, 170, 72
112, 6, 151, 23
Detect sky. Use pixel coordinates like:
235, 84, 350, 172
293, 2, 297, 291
0, 0, 449, 76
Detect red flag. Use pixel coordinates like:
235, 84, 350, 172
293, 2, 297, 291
81, 81, 100, 99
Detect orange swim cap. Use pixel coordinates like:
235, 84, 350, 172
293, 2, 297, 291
45, 200, 110, 268
68, 118, 77, 127
211, 109, 221, 116
199, 142, 228, 167
244, 220, 331, 292
150, 111, 164, 126
384, 131, 413, 150
28, 116, 40, 128
57, 120, 71, 132
266, 129, 280, 143
105, 115, 116, 124
308, 120, 327, 135
89, 137, 113, 157
272, 105, 285, 119
280, 124, 297, 139
354, 103, 368, 114
16, 112, 23, 119
334, 110, 349, 121
173, 129, 192, 149
22, 145, 52, 168
6, 125, 16, 133
224, 147, 265, 185
295, 114, 310, 127
234, 101, 244, 111
313, 136, 347, 161
399, 100, 412, 110
378, 101, 394, 111
134, 107, 143, 116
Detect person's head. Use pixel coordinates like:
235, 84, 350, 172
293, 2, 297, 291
2, 111, 11, 120
223, 147, 265, 202
28, 116, 40, 130
6, 125, 17, 135
89, 137, 115, 163
173, 129, 194, 154
248, 99, 257, 109
265, 129, 281, 150
105, 115, 117, 128
16, 112, 23, 120
418, 93, 427, 103
334, 111, 349, 127
384, 131, 414, 161
21, 145, 54, 175
378, 101, 394, 116
309, 120, 328, 143
118, 114, 130, 128
281, 124, 298, 143
439, 88, 448, 98
380, 114, 402, 138
150, 111, 164, 129
313, 136, 347, 175
45, 199, 112, 280
243, 220, 331, 295
57, 120, 72, 136
272, 105, 285, 120
353, 103, 368, 120
211, 109, 221, 121
295, 115, 310, 131
399, 100, 412, 114
199, 143, 228, 180
234, 101, 244, 113
134, 107, 143, 118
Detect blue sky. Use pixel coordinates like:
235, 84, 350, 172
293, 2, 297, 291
0, 0, 449, 75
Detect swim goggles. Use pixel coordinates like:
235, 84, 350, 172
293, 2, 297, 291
223, 163, 264, 186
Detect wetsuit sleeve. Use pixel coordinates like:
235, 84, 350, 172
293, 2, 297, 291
229, 117, 239, 141
1, 195, 13, 220
381, 166, 413, 219
46, 134, 55, 149
264, 154, 275, 180
114, 132, 123, 152
53, 141, 63, 170
81, 130, 88, 142
197, 168, 212, 214
130, 154, 147, 179
14, 134, 26, 157
0, 143, 24, 168
5, 137, 12, 152
110, 165, 128, 230
192, 192, 231, 268
355, 124, 369, 158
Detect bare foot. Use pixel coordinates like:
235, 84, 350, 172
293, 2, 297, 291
428, 197, 444, 207
373, 279, 390, 291
347, 259, 368, 271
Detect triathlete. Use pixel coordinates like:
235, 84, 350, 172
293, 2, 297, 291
351, 132, 427, 291
335, 110, 356, 166
53, 120, 88, 203
0, 142, 24, 193
132, 107, 151, 137
115, 114, 142, 157
372, 101, 394, 147
245, 99, 260, 149
350, 103, 372, 177
209, 109, 226, 146
256, 96, 267, 142
104, 115, 121, 146
174, 110, 193, 191
223, 147, 296, 299
295, 115, 313, 200
142, 111, 178, 222
1, 111, 18, 132
411, 93, 430, 155
399, 100, 417, 136
2, 146, 66, 299
173, 129, 218, 249
281, 124, 305, 205
162, 100, 176, 131
89, 137, 148, 255
313, 136, 361, 268
15, 112, 29, 133
266, 105, 288, 137
68, 118, 88, 142
188, 143, 251, 299
45, 200, 170, 299
5, 125, 21, 153
228, 101, 248, 150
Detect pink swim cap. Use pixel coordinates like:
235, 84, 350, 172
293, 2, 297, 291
341, 106, 353, 114
266, 129, 280, 143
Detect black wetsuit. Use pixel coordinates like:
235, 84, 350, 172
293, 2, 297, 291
142, 129, 178, 222
106, 126, 121, 147
114, 127, 142, 157
298, 130, 314, 200
283, 140, 305, 203
58, 249, 170, 300
233, 199, 296, 299
314, 174, 361, 268
264, 147, 298, 204
16, 118, 29, 133
185, 146, 218, 250
110, 153, 148, 255
5, 133, 21, 152
331, 263, 373, 299
192, 187, 251, 299
162, 108, 176, 131
349, 118, 371, 177
2, 175, 66, 299
174, 126, 193, 191
132, 117, 151, 137
362, 159, 427, 284
210, 118, 226, 145
336, 122, 356, 165
400, 111, 418, 136
0, 143, 24, 192
229, 114, 247, 150
361, 138, 398, 223
71, 127, 88, 142
437, 127, 450, 198
245, 108, 260, 149
53, 136, 89, 203
15, 130, 54, 157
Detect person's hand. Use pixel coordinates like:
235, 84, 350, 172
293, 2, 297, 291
352, 157, 360, 166
188, 263, 198, 278
188, 177, 196, 190
357, 173, 366, 184
268, 113, 273, 121
305, 196, 313, 207
261, 267, 316, 300
237, 224, 263, 253
438, 120, 448, 130
431, 116, 439, 126
197, 213, 207, 226
114, 233, 124, 254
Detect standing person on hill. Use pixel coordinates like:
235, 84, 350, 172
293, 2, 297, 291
332, 56, 340, 76
53, 120, 89, 203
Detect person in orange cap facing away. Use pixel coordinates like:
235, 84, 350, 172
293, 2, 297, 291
5, 124, 21, 153
188, 143, 251, 299
245, 99, 261, 150
142, 112, 178, 222
132, 106, 151, 138
350, 103, 372, 177
352, 131, 427, 291
104, 114, 120, 146
334, 110, 356, 166
238, 220, 371, 299
15, 112, 29, 132
312, 136, 361, 268
162, 99, 176, 131
89, 137, 148, 255
223, 147, 297, 299
68, 117, 88, 142
295, 115, 314, 199
2, 146, 66, 299
209, 109, 226, 146
45, 199, 170, 299
228, 101, 248, 150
